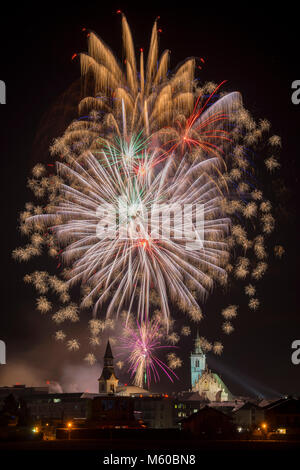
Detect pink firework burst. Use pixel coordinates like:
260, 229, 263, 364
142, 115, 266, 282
120, 318, 179, 388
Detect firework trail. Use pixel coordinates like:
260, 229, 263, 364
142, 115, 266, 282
27, 144, 229, 324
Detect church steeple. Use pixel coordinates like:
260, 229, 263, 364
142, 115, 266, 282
104, 340, 114, 366
194, 329, 204, 354
98, 339, 119, 394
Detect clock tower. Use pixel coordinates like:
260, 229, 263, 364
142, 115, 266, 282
190, 331, 206, 388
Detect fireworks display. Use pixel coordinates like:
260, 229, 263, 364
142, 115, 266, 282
119, 317, 178, 388
13, 14, 283, 386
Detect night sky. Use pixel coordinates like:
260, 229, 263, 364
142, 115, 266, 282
0, 3, 299, 397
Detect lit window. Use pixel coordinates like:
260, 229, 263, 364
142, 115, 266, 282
277, 428, 286, 434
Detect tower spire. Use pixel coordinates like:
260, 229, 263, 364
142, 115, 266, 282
104, 339, 113, 360
190, 332, 206, 389
98, 339, 119, 394
194, 330, 203, 354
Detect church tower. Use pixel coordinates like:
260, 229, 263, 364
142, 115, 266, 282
98, 340, 119, 394
190, 331, 206, 389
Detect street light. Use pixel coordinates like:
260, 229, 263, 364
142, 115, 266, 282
261, 422, 268, 438
67, 422, 72, 440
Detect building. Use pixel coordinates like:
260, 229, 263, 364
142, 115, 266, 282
116, 385, 151, 397
98, 340, 119, 394
190, 332, 206, 387
1, 339, 274, 434
0, 384, 48, 406
180, 405, 234, 437
233, 401, 265, 431
263, 397, 300, 435
190, 332, 232, 402
24, 393, 90, 422
86, 395, 138, 428
133, 395, 174, 429
172, 394, 248, 427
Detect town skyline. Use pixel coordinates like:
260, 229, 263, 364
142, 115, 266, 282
1, 3, 299, 412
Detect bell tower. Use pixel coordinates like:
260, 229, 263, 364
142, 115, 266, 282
98, 340, 119, 394
190, 331, 206, 389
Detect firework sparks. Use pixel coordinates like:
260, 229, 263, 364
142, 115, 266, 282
28, 148, 229, 324
120, 318, 179, 388
249, 298, 260, 310
84, 353, 97, 365
67, 339, 80, 351
221, 305, 238, 319
181, 326, 191, 336
274, 245, 285, 258
55, 330, 66, 341
213, 342, 224, 355
245, 284, 256, 297
222, 321, 234, 335
167, 353, 182, 369
13, 14, 283, 360
36, 296, 52, 313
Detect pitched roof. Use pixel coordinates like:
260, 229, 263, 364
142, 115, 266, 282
99, 367, 116, 381
265, 398, 300, 412
233, 401, 260, 411
179, 405, 231, 423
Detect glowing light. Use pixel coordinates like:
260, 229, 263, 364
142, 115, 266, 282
277, 428, 286, 434
139, 239, 149, 249
120, 318, 179, 388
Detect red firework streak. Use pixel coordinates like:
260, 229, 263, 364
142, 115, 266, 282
138, 238, 149, 249
134, 165, 146, 178
56, 248, 63, 269
157, 80, 232, 164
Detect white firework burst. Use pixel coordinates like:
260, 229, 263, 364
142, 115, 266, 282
29, 147, 230, 326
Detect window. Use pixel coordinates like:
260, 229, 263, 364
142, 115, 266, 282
195, 360, 199, 368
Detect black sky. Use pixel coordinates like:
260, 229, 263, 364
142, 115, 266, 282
0, 2, 299, 397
